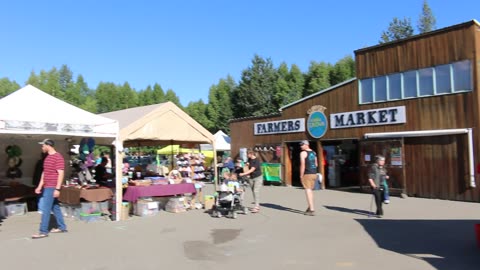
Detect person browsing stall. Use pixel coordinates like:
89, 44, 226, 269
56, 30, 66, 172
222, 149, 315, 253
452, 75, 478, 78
94, 157, 113, 187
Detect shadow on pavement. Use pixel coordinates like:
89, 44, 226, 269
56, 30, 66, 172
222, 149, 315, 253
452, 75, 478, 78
324, 205, 372, 217
260, 203, 305, 215
355, 219, 480, 270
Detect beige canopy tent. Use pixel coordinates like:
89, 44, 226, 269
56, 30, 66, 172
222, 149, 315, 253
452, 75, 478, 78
101, 101, 216, 220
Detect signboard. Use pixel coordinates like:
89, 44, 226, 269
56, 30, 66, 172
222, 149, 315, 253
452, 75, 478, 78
330, 106, 406, 129
254, 118, 305, 135
307, 105, 328, 139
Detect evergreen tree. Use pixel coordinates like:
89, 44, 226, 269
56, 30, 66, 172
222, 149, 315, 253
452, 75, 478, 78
285, 64, 304, 104
206, 76, 235, 132
329, 55, 356, 85
95, 82, 120, 113
0, 78, 20, 98
185, 100, 213, 132
380, 17, 414, 43
417, 0, 436, 33
138, 85, 153, 106
118, 82, 139, 109
232, 55, 278, 118
304, 61, 332, 96
58, 64, 73, 92
164, 89, 182, 108
152, 83, 166, 103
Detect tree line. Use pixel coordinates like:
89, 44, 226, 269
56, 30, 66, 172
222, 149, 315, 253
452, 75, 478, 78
0, 1, 436, 135
0, 54, 355, 134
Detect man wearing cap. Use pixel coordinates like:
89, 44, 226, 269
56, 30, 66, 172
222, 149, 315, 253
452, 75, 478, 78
299, 140, 318, 216
32, 139, 68, 239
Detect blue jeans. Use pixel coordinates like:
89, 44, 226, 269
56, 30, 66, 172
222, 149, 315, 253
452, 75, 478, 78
39, 188, 66, 234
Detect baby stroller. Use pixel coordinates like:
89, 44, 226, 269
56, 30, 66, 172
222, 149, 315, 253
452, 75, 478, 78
211, 181, 249, 219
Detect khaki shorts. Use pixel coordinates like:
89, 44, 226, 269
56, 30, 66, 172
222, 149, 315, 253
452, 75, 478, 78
301, 174, 317, 189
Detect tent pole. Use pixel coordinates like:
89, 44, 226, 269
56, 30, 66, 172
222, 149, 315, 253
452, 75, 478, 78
115, 138, 123, 222
213, 142, 218, 191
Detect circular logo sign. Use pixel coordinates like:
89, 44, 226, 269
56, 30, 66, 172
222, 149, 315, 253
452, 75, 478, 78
307, 111, 328, 138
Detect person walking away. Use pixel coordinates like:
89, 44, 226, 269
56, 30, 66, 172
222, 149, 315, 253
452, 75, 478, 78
299, 140, 318, 216
239, 150, 262, 213
368, 155, 389, 217
32, 139, 68, 239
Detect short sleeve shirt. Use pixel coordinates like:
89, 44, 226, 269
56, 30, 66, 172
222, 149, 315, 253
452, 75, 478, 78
43, 152, 65, 187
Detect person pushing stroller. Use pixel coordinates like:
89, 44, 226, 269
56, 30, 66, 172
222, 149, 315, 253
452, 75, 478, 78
211, 172, 248, 218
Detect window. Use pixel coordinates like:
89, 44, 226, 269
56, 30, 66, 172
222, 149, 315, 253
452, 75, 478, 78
388, 73, 402, 100
403, 70, 417, 98
453, 60, 472, 92
419, 68, 434, 96
358, 60, 472, 104
374, 76, 387, 101
360, 78, 373, 103
435, 64, 451, 94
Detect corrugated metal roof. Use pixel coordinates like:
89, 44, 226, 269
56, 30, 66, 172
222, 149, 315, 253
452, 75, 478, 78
229, 112, 282, 123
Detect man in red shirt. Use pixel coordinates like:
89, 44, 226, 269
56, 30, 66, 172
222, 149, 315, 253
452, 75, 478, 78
32, 139, 68, 239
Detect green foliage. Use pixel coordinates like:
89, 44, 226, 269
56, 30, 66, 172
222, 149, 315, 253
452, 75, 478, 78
329, 55, 355, 85
380, 17, 414, 43
185, 99, 213, 131
165, 89, 182, 108
152, 83, 166, 104
0, 78, 20, 98
205, 76, 235, 133
304, 61, 332, 96
4, 53, 359, 133
417, 0, 436, 33
232, 55, 278, 118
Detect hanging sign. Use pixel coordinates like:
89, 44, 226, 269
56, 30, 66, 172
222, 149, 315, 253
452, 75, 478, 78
307, 105, 328, 139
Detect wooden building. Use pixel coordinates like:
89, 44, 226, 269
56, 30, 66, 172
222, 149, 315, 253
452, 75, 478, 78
229, 20, 480, 202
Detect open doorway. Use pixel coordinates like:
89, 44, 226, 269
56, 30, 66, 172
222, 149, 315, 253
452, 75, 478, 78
287, 140, 318, 187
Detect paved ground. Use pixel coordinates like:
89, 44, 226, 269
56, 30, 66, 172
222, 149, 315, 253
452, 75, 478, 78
1, 184, 479, 270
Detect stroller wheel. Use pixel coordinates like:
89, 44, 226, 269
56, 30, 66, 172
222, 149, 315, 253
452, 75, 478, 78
216, 211, 222, 218
243, 207, 249, 215
232, 212, 238, 219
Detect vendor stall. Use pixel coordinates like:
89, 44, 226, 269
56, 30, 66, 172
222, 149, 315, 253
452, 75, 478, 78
123, 183, 196, 202
0, 85, 120, 218
101, 101, 217, 217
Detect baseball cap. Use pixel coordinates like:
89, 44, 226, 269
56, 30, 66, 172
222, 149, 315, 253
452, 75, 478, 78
38, 139, 55, 147
299, 140, 309, 146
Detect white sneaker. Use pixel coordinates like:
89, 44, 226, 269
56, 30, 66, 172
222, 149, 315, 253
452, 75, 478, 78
384, 200, 390, 204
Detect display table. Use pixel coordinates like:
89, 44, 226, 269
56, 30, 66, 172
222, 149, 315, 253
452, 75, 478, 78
123, 183, 196, 202
0, 184, 36, 202
59, 186, 114, 204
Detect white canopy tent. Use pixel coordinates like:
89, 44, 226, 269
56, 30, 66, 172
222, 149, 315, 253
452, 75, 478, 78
200, 130, 231, 152
0, 85, 121, 218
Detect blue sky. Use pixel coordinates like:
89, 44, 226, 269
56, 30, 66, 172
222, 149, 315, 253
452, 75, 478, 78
0, 0, 479, 106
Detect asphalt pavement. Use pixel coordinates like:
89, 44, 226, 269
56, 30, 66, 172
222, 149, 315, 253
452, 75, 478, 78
0, 184, 479, 270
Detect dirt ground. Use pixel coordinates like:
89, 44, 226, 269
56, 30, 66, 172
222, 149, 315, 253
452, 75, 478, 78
1, 184, 479, 270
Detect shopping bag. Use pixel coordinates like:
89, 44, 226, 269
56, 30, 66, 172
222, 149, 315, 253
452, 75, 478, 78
314, 173, 323, 190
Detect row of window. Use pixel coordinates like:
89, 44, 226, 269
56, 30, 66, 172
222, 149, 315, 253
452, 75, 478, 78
359, 60, 473, 104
